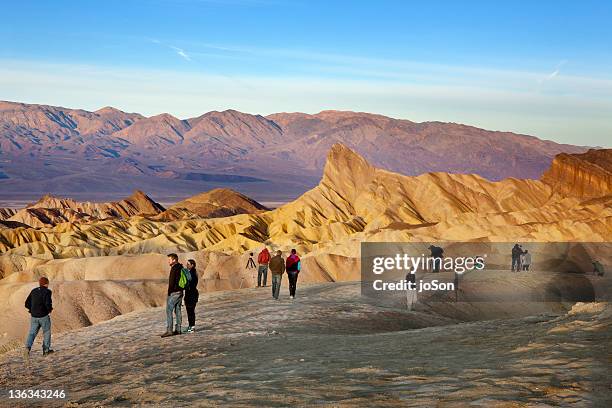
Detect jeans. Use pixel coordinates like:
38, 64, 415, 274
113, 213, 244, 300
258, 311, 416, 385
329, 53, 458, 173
166, 291, 183, 332
258, 265, 268, 286
512, 256, 520, 271
287, 271, 299, 297
271, 274, 282, 299
25, 315, 51, 351
186, 304, 196, 327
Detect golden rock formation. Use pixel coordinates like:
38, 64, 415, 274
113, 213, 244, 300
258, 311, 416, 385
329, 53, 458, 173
541, 148, 612, 198
0, 144, 610, 349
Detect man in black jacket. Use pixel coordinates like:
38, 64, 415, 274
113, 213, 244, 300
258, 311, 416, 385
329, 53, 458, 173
24, 277, 54, 357
161, 253, 184, 337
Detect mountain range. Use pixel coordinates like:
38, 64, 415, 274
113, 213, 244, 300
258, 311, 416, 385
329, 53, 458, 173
0, 100, 588, 201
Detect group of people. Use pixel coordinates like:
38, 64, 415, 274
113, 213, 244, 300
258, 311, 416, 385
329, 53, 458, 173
161, 254, 199, 337
511, 244, 532, 272
247, 247, 301, 300
22, 248, 301, 351
163, 247, 301, 338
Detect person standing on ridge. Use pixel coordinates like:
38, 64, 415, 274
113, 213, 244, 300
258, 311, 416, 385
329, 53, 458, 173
511, 244, 522, 272
161, 253, 184, 337
269, 250, 285, 300
522, 250, 532, 271
286, 249, 301, 299
24, 277, 54, 360
428, 245, 444, 273
184, 259, 199, 333
257, 247, 271, 287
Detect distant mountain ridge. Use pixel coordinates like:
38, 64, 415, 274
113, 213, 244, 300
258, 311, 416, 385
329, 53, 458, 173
0, 100, 589, 199
7, 190, 165, 228
4, 188, 270, 227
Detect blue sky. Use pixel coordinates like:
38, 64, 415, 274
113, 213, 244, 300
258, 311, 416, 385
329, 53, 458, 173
1, 0, 611, 146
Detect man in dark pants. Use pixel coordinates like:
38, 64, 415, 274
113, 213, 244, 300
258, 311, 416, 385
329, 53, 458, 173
24, 276, 54, 358
161, 253, 184, 337
285, 249, 301, 299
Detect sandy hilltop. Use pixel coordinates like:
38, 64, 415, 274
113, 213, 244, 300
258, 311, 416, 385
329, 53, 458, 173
0, 143, 610, 352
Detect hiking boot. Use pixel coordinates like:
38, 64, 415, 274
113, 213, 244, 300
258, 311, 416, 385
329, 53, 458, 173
160, 331, 174, 338
43, 349, 55, 356
173, 330, 181, 336
290, 296, 294, 299
186, 326, 194, 333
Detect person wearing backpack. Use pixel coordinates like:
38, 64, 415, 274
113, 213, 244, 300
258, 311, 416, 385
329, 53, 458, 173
184, 259, 199, 333
257, 247, 271, 287
286, 249, 301, 299
161, 253, 184, 337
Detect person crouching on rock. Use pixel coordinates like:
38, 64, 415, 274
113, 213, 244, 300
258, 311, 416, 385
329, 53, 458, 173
162, 253, 184, 337
184, 259, 199, 333
24, 276, 54, 358
269, 250, 285, 300
286, 249, 301, 299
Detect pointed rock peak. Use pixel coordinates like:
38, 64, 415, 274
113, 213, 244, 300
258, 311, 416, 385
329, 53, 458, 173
324, 143, 372, 172
125, 190, 166, 212
129, 189, 148, 199
322, 144, 375, 194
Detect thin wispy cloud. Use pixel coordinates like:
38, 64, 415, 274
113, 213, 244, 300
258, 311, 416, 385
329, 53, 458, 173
540, 60, 568, 84
171, 46, 191, 61
148, 38, 192, 62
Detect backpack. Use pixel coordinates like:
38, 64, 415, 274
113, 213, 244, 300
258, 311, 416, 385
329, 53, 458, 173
178, 267, 193, 289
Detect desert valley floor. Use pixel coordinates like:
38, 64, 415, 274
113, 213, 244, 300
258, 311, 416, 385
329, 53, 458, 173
1, 282, 610, 407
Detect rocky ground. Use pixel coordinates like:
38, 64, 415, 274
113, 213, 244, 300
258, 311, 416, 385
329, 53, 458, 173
0, 282, 610, 407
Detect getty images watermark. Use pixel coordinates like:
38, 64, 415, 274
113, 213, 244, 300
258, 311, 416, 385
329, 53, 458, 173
360, 242, 610, 305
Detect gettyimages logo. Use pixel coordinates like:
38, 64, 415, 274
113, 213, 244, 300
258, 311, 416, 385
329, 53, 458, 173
372, 253, 486, 275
